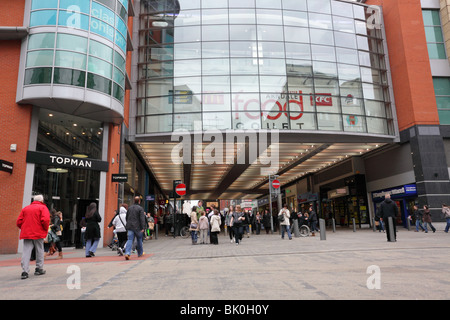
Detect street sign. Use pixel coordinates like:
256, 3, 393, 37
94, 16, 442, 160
272, 179, 280, 189
112, 173, 128, 182
175, 183, 186, 196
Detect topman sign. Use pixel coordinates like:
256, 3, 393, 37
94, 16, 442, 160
27, 151, 109, 172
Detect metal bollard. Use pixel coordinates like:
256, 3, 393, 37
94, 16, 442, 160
293, 219, 300, 237
372, 218, 377, 232
388, 216, 396, 242
155, 224, 158, 240
319, 219, 326, 240
353, 218, 356, 232
332, 218, 336, 233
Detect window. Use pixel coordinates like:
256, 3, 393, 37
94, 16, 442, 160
422, 10, 447, 59
433, 77, 450, 124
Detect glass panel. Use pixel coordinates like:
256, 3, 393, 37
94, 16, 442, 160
202, 58, 230, 75
232, 112, 261, 129
285, 43, 311, 60
55, 51, 87, 69
28, 33, 55, 50
259, 41, 285, 58
173, 59, 201, 77
283, 10, 308, 27
88, 56, 112, 78
229, 0, 255, 8
115, 32, 127, 53
202, 42, 229, 58
438, 110, 450, 124
144, 79, 172, 97
283, 0, 307, 11
174, 77, 201, 95
361, 68, 382, 84
173, 94, 201, 113
307, 0, 331, 14
230, 58, 259, 75
287, 76, 314, 95
422, 10, 441, 26
229, 8, 256, 24
30, 10, 57, 27
26, 50, 54, 67
256, 0, 281, 9
336, 48, 358, 65
309, 13, 332, 30
202, 25, 229, 41
89, 39, 113, 60
341, 97, 364, 115
231, 76, 260, 92
203, 93, 231, 111
427, 43, 447, 59
337, 64, 360, 81
230, 25, 257, 40
314, 78, 339, 95
313, 94, 340, 113
311, 45, 336, 62
203, 76, 231, 94
24, 67, 52, 84
313, 61, 337, 78
174, 113, 201, 131
202, 0, 228, 8
115, 51, 126, 73
113, 67, 125, 86
175, 10, 201, 27
332, 1, 354, 18
333, 16, 355, 33
340, 80, 363, 99
230, 41, 257, 57
366, 117, 388, 135
173, 26, 201, 43
433, 77, 450, 95
284, 26, 310, 43
231, 93, 260, 110
286, 60, 313, 76
425, 26, 444, 42
53, 68, 86, 87
257, 9, 283, 25
290, 112, 316, 130
334, 32, 357, 49
363, 83, 384, 100
145, 96, 173, 114
258, 59, 286, 75
317, 113, 342, 131
202, 9, 229, 25
309, 28, 334, 45
87, 73, 112, 94
257, 25, 283, 41
31, 0, 58, 10
259, 75, 288, 92
364, 100, 386, 117
145, 115, 173, 133
57, 33, 88, 53
343, 115, 366, 132
436, 97, 450, 109
203, 112, 232, 130
59, 0, 90, 14
90, 18, 115, 41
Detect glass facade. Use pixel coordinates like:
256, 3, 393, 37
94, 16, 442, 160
136, 0, 394, 135
25, 0, 128, 104
422, 9, 447, 60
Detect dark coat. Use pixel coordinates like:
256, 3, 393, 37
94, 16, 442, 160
126, 204, 146, 232
379, 198, 398, 220
85, 211, 102, 240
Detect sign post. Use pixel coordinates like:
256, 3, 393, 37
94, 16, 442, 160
268, 175, 280, 233
172, 180, 182, 238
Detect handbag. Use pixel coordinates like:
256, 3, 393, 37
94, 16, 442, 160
278, 213, 285, 223
190, 223, 198, 229
148, 222, 155, 230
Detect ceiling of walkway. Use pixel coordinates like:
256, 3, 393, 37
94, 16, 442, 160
134, 134, 388, 200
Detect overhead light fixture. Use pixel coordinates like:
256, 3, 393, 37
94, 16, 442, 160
47, 168, 68, 173
72, 154, 88, 158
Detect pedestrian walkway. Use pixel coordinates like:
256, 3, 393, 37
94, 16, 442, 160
1, 224, 449, 301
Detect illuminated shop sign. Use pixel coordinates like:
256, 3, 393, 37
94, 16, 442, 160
372, 184, 417, 201
27, 151, 109, 172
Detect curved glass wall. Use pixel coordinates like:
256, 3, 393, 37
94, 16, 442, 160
137, 0, 394, 135
25, 0, 128, 104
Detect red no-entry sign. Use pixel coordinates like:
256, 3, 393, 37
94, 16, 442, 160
175, 183, 186, 196
272, 179, 280, 189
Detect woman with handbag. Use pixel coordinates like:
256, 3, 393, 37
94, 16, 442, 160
230, 205, 245, 245
210, 210, 222, 245
189, 206, 199, 245
84, 202, 102, 257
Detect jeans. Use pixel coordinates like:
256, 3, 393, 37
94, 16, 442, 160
445, 218, 450, 233
281, 224, 292, 239
85, 238, 99, 256
191, 230, 198, 243
125, 230, 144, 256
233, 225, 243, 244
423, 222, 436, 233
415, 219, 425, 232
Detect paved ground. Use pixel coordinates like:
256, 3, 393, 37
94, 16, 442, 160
1, 223, 449, 303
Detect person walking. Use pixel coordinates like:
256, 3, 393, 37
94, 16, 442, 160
410, 205, 425, 232
50, 210, 64, 259
308, 206, 319, 236
84, 202, 102, 257
230, 205, 245, 245
124, 196, 146, 260
422, 205, 436, 233
255, 211, 262, 235
225, 206, 235, 243
210, 209, 222, 245
262, 209, 271, 234
16, 194, 50, 279
378, 194, 398, 242
198, 210, 209, 244
442, 204, 450, 233
112, 205, 127, 256
278, 204, 292, 240
189, 206, 199, 245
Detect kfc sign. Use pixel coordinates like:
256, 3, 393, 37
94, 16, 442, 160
311, 94, 332, 106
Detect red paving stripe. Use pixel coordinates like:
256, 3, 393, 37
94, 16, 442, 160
0, 252, 152, 267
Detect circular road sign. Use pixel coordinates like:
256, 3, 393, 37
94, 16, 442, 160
272, 179, 280, 189
175, 183, 186, 196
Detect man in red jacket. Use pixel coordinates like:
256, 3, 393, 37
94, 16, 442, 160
16, 194, 50, 279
